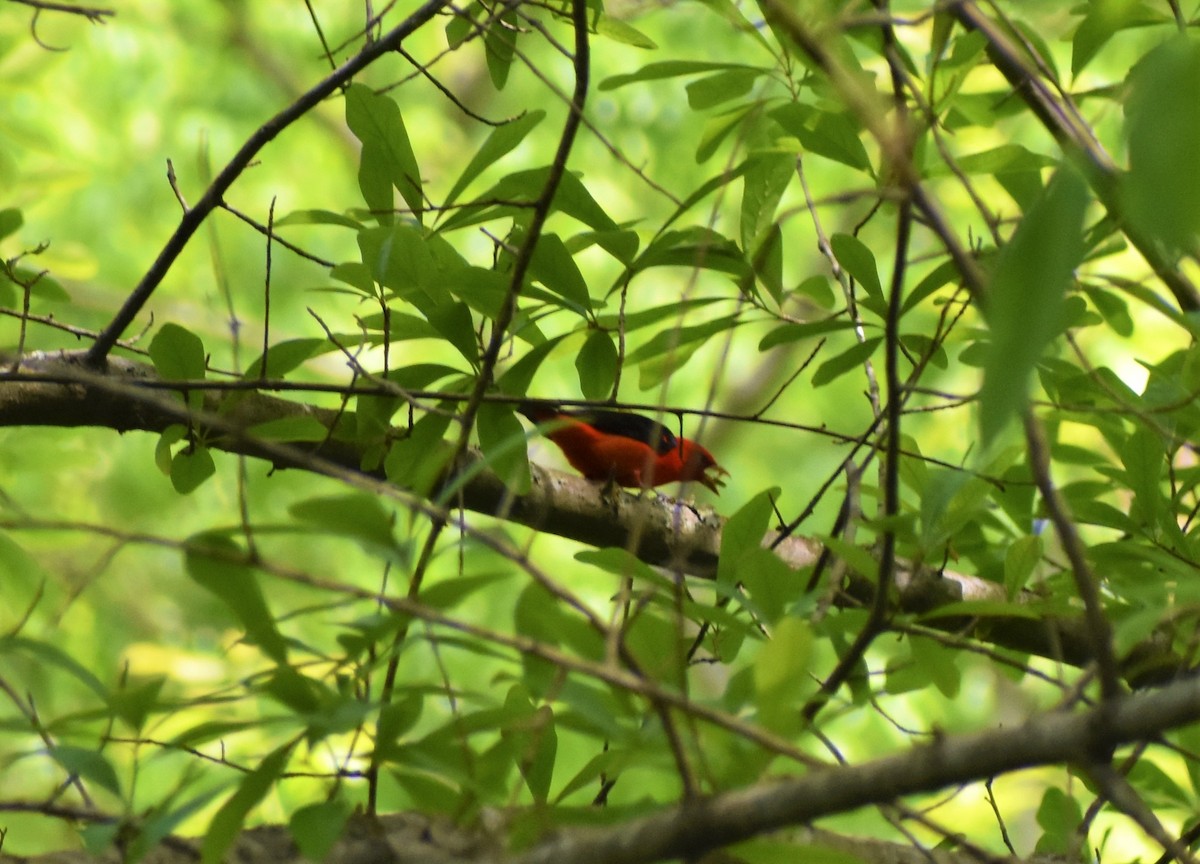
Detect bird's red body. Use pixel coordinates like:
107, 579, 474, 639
519, 404, 728, 494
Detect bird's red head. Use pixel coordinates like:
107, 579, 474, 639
665, 437, 729, 494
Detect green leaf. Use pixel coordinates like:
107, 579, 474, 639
330, 261, 377, 295
829, 234, 882, 306
0, 635, 107, 699
170, 445, 215, 494
901, 259, 958, 315
289, 494, 401, 561
811, 337, 882, 387
125, 788, 226, 864
530, 233, 592, 312
359, 223, 444, 307
979, 166, 1088, 444
484, 5, 518, 89
567, 227, 640, 265
289, 799, 351, 864
248, 416, 331, 443
48, 746, 122, 798
345, 84, 422, 223
184, 533, 289, 664
770, 104, 871, 172
740, 153, 794, 254
1083, 284, 1133, 337
919, 467, 991, 551
627, 315, 737, 366
427, 300, 479, 367
697, 104, 757, 163
634, 227, 751, 280
244, 338, 326, 378
441, 167, 618, 235
1, 267, 69, 303
1072, 0, 1162, 77
575, 547, 665, 588
1034, 787, 1082, 855
1004, 535, 1042, 599
108, 677, 166, 730
443, 110, 545, 210
1120, 427, 1165, 529
150, 323, 207, 412
202, 744, 293, 864
913, 637, 960, 698
422, 573, 511, 611
753, 616, 811, 735
262, 666, 323, 716
0, 207, 22, 241
600, 60, 768, 91
931, 143, 1055, 177
375, 693, 425, 760
594, 14, 657, 49
1124, 35, 1200, 252
385, 411, 454, 494
273, 209, 363, 229
476, 402, 531, 494
686, 68, 764, 110
718, 490, 776, 590
738, 548, 801, 624
758, 316, 856, 350
500, 688, 557, 803
752, 223, 785, 304
498, 335, 568, 396
575, 330, 618, 400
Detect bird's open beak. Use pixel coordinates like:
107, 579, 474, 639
699, 464, 730, 494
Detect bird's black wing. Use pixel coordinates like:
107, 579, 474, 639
570, 409, 678, 455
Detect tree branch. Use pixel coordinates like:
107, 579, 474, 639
516, 676, 1200, 864
0, 350, 1184, 684
84, 0, 454, 364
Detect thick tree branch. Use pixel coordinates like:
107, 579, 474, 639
0, 350, 1184, 684
515, 675, 1200, 864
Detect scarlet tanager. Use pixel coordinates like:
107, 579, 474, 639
518, 403, 728, 494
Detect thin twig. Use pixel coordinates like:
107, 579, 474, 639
85, 0, 456, 365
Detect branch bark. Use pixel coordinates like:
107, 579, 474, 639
0, 350, 1184, 684
8, 676, 1196, 864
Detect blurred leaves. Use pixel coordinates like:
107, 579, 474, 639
4, 1, 1200, 861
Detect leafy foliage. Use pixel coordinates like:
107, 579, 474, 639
2, 1, 1200, 863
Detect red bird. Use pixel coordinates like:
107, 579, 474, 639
519, 403, 728, 494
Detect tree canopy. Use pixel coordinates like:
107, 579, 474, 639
4, 1, 1200, 863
